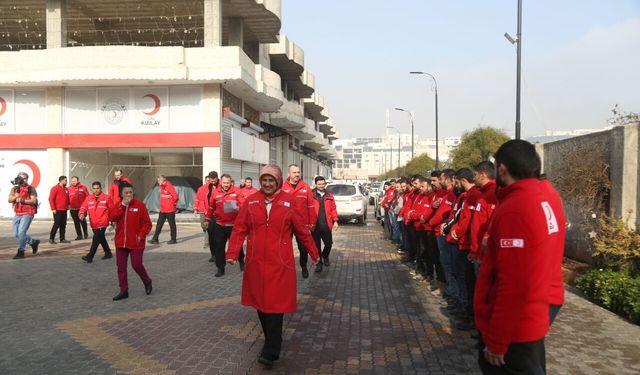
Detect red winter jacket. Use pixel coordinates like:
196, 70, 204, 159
79, 193, 113, 229
312, 189, 339, 230
207, 185, 245, 226
109, 197, 152, 250
400, 189, 421, 225
409, 192, 433, 230
282, 179, 317, 230
380, 187, 395, 211
469, 180, 497, 258
428, 188, 455, 236
68, 183, 89, 210
194, 184, 210, 214
227, 190, 319, 313
109, 176, 133, 206
539, 179, 566, 307
49, 184, 69, 211
450, 186, 481, 250
158, 181, 179, 213
12, 185, 37, 216
239, 186, 259, 201
474, 178, 562, 355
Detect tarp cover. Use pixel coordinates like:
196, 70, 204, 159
143, 176, 202, 213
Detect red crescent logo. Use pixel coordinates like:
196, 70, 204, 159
142, 94, 161, 116
14, 159, 41, 189
0, 97, 6, 117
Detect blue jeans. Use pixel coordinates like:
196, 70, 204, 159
437, 235, 458, 298
13, 215, 34, 252
389, 212, 401, 242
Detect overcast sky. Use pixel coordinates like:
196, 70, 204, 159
281, 0, 640, 139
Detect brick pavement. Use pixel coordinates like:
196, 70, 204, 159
0, 217, 639, 374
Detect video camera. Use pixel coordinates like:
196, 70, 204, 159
11, 175, 25, 187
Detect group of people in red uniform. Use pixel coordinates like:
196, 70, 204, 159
380, 139, 566, 374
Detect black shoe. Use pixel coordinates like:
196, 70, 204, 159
102, 253, 113, 260
215, 267, 225, 277
301, 267, 309, 279
75, 236, 83, 241
323, 257, 330, 267
60, 239, 71, 244
239, 259, 245, 272
315, 262, 323, 273
209, 256, 216, 263
258, 355, 274, 369
13, 251, 25, 260
112, 291, 129, 301
82, 255, 93, 263
49, 239, 56, 244
30, 240, 40, 254
148, 239, 159, 244
145, 281, 153, 295
167, 239, 177, 244
84, 234, 89, 239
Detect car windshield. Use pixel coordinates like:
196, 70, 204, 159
327, 184, 357, 196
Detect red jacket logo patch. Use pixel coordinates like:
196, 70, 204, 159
500, 239, 524, 248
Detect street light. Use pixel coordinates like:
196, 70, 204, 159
395, 107, 415, 159
387, 126, 401, 170
504, 0, 523, 139
409, 71, 439, 169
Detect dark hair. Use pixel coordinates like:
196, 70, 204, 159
314, 176, 326, 184
455, 168, 475, 184
207, 171, 218, 179
71, 176, 79, 180
474, 161, 496, 179
430, 170, 441, 178
120, 182, 133, 190
59, 176, 67, 182
413, 175, 426, 183
220, 174, 232, 180
92, 181, 102, 188
397, 178, 408, 184
245, 177, 253, 182
114, 169, 123, 174
440, 169, 456, 181
494, 140, 541, 180
288, 164, 299, 170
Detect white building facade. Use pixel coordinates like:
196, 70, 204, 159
0, 0, 338, 217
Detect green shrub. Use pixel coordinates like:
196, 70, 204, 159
577, 269, 640, 324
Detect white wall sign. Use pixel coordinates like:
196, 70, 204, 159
0, 150, 48, 218
231, 127, 269, 164
0, 89, 14, 133
134, 87, 169, 132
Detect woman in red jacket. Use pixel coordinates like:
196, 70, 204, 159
226, 165, 319, 369
109, 183, 153, 301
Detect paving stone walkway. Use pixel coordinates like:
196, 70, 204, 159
0, 217, 639, 374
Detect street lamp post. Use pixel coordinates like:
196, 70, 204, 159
409, 71, 439, 169
505, 0, 523, 139
387, 126, 401, 170
395, 108, 415, 159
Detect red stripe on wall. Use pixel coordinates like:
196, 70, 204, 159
0, 132, 220, 149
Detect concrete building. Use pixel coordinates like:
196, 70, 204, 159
0, 0, 338, 218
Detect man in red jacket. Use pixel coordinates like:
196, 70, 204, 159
311, 176, 339, 273
474, 140, 564, 374
428, 169, 457, 298
68, 176, 89, 240
109, 169, 132, 207
282, 164, 317, 279
194, 175, 213, 249
149, 175, 179, 245
207, 174, 246, 277
79, 181, 114, 263
110, 183, 153, 301
469, 161, 497, 263
49, 176, 71, 244
8, 172, 40, 259
239, 177, 259, 200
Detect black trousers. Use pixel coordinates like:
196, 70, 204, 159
416, 230, 429, 275
69, 209, 88, 238
407, 225, 419, 261
295, 235, 310, 269
312, 228, 333, 259
478, 337, 546, 375
212, 223, 244, 269
50, 210, 68, 241
152, 212, 176, 241
257, 310, 284, 359
426, 231, 445, 282
87, 227, 111, 259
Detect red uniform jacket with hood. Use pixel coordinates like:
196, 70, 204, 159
539, 179, 566, 307
109, 176, 133, 206
428, 188, 456, 236
381, 187, 395, 211
79, 193, 113, 229
470, 180, 498, 258
158, 180, 179, 213
312, 189, 339, 230
282, 179, 317, 230
227, 190, 319, 313
474, 178, 563, 355
207, 185, 245, 226
194, 183, 210, 213
239, 186, 259, 201
49, 184, 69, 211
409, 192, 434, 231
68, 183, 89, 210
450, 186, 481, 250
109, 197, 152, 250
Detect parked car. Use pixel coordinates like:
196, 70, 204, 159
326, 182, 368, 225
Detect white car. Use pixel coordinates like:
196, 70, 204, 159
326, 183, 368, 225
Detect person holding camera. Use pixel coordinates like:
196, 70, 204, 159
48, 176, 71, 244
8, 172, 40, 259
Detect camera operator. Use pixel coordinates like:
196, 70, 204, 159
8, 172, 40, 259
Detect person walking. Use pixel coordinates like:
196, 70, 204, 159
149, 175, 179, 244
8, 172, 40, 259
226, 164, 319, 369
311, 176, 339, 273
282, 164, 317, 279
239, 177, 259, 200
49, 176, 70, 244
109, 169, 132, 207
110, 183, 153, 301
194, 175, 213, 249
79, 181, 114, 263
68, 176, 89, 240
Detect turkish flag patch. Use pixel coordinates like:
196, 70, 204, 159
500, 239, 524, 248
